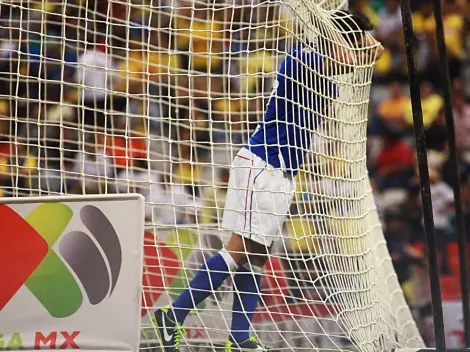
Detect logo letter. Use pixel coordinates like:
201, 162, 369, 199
35, 332, 57, 349
59, 331, 79, 349
7, 333, 23, 349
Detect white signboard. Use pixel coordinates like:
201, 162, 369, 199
443, 300, 466, 349
0, 194, 145, 352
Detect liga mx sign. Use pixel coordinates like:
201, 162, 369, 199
0, 194, 145, 352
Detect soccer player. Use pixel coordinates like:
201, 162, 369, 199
153, 10, 384, 352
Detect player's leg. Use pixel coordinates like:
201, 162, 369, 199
226, 156, 295, 351
170, 232, 263, 324
153, 233, 249, 352
227, 239, 269, 350
168, 149, 260, 324
170, 247, 238, 323
153, 149, 255, 351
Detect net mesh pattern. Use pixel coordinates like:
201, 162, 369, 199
0, 1, 424, 351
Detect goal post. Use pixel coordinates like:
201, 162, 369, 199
0, 0, 425, 351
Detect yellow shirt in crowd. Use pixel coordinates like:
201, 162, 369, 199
240, 51, 276, 94
201, 186, 227, 224
173, 162, 202, 186
405, 93, 444, 128
378, 96, 412, 124
174, 16, 224, 71
117, 50, 181, 92
413, 12, 464, 59
443, 14, 464, 59
32, 1, 57, 11
0, 156, 7, 197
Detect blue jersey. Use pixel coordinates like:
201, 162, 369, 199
248, 43, 336, 176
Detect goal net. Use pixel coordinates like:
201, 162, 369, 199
0, 0, 424, 351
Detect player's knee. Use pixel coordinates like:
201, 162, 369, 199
223, 245, 248, 266
243, 258, 265, 273
248, 253, 268, 268
251, 241, 270, 256
223, 249, 247, 267
225, 234, 251, 263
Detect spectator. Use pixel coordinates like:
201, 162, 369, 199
412, 2, 435, 40
0, 101, 10, 196
412, 2, 436, 80
413, 0, 465, 81
115, 29, 181, 97
427, 165, 455, 274
76, 42, 115, 128
384, 207, 424, 301
0, 162, 7, 197
405, 182, 425, 243
376, 81, 411, 130
117, 159, 201, 224
451, 79, 470, 152
0, 99, 10, 140
201, 167, 230, 224
235, 3, 291, 84
213, 95, 243, 129
71, 134, 114, 194
375, 0, 407, 79
42, 41, 77, 102
0, 25, 20, 97
375, 125, 415, 191
425, 112, 447, 152
350, 0, 378, 27
173, 5, 224, 73
239, 40, 276, 95
105, 130, 148, 170
376, 0, 402, 39
173, 123, 205, 185
35, 99, 79, 193
0, 138, 37, 197
404, 82, 444, 129
460, 175, 470, 241
0, 115, 10, 197
441, 0, 465, 79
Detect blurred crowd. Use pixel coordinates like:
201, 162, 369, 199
0, 0, 292, 213
0, 0, 470, 344
360, 0, 470, 342
365, 0, 470, 298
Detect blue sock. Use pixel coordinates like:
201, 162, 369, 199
229, 265, 262, 343
171, 252, 236, 324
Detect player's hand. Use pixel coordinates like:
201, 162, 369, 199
328, 33, 385, 73
361, 34, 384, 62
375, 42, 385, 61
343, 34, 385, 67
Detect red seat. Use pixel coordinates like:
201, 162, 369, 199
440, 275, 460, 300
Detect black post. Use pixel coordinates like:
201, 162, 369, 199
431, 0, 470, 346
400, 0, 446, 350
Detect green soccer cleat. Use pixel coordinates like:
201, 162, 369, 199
152, 305, 186, 352
224, 337, 268, 351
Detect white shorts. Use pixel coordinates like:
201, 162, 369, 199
222, 148, 295, 246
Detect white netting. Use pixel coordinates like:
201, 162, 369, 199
0, 1, 424, 351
